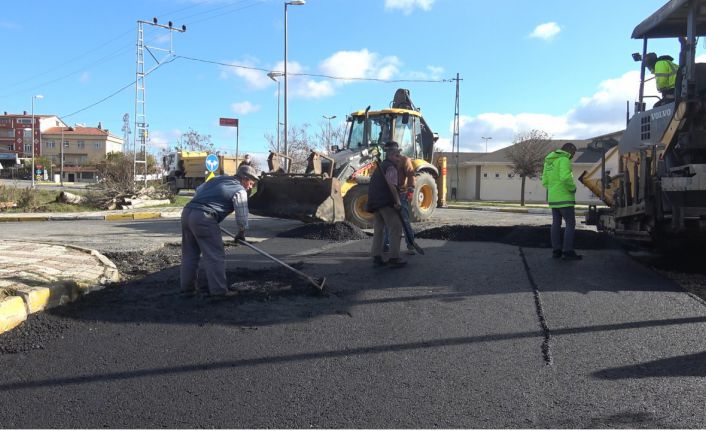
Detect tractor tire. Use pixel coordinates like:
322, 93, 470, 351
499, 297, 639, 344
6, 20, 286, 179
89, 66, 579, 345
344, 185, 374, 229
411, 172, 438, 222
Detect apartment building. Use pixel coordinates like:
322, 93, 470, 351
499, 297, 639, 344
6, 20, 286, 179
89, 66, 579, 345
0, 112, 64, 159
42, 124, 124, 182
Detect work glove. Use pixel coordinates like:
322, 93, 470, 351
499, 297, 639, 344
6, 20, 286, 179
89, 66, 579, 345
405, 187, 414, 202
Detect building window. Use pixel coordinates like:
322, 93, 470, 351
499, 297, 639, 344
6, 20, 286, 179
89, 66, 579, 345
77, 140, 85, 149
47, 141, 56, 149
94, 142, 101, 150
483, 173, 488, 178
24, 144, 32, 153
6, 145, 12, 151
0, 129, 12, 138
495, 173, 500, 178
64, 140, 69, 148
17, 118, 32, 125
0, 118, 10, 124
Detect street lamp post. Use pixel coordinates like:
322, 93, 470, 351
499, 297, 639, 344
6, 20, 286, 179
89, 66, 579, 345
284, 0, 305, 170
31, 94, 44, 189
482, 136, 492, 153
267, 71, 284, 153
323, 115, 336, 150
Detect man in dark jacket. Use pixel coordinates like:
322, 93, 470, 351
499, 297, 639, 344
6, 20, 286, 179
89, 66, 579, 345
366, 141, 406, 268
180, 164, 259, 296
541, 142, 582, 260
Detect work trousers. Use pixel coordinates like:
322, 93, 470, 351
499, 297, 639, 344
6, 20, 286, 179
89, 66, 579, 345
551, 206, 576, 252
180, 207, 228, 295
372, 206, 403, 259
383, 195, 414, 248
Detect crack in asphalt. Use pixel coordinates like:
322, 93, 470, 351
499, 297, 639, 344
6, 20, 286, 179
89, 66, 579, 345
519, 247, 553, 366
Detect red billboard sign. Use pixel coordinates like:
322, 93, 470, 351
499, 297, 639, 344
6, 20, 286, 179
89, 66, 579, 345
219, 117, 239, 127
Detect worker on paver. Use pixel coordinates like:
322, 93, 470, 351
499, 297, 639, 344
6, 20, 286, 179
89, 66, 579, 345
180, 164, 259, 297
367, 141, 406, 268
541, 142, 582, 261
645, 52, 679, 106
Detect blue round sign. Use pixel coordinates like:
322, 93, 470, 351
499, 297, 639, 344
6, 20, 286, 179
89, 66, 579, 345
205, 154, 219, 173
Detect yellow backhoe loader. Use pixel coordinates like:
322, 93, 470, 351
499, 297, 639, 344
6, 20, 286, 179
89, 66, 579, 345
249, 89, 441, 228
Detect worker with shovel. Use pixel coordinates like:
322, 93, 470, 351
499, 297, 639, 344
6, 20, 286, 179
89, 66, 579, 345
180, 164, 259, 297
367, 141, 407, 268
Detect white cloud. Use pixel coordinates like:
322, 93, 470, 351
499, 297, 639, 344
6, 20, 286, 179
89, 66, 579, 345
385, 0, 435, 14
149, 129, 182, 151
319, 49, 401, 81
455, 70, 659, 152
231, 101, 260, 115
529, 22, 561, 40
220, 57, 270, 89
0, 21, 20, 30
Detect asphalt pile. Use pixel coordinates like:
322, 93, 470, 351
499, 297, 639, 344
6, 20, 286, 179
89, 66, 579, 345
416, 225, 619, 250
277, 221, 368, 242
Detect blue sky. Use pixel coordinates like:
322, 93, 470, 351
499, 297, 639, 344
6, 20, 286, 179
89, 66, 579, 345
1, 0, 695, 161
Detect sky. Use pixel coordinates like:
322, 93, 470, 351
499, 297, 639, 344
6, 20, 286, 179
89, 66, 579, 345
1, 0, 698, 163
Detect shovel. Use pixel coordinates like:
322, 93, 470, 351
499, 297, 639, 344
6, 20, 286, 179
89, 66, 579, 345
220, 226, 326, 292
397, 209, 425, 255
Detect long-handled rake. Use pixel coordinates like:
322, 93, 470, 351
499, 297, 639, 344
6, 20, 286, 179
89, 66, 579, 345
220, 227, 326, 292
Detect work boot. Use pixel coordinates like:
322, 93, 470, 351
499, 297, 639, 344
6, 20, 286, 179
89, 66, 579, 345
179, 284, 198, 297
382, 244, 390, 253
387, 258, 407, 268
561, 251, 583, 261
373, 255, 386, 267
406, 244, 416, 255
552, 249, 562, 259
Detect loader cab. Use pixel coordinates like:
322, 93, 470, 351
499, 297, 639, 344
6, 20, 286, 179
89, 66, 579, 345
344, 108, 433, 161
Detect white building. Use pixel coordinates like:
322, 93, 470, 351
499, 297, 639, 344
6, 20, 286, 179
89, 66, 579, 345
438, 131, 622, 204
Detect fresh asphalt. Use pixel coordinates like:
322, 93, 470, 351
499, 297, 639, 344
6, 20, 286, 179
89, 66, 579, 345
1, 209, 706, 427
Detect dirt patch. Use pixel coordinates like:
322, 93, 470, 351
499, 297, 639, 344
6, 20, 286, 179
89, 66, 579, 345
416, 224, 618, 250
277, 221, 368, 242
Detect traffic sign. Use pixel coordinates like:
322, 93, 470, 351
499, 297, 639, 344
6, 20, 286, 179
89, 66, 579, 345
205, 154, 219, 172
219, 117, 238, 127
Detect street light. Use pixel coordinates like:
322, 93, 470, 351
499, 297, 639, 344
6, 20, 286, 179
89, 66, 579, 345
482, 136, 492, 153
323, 115, 336, 150
267, 71, 284, 153
284, 0, 305, 170
31, 94, 44, 189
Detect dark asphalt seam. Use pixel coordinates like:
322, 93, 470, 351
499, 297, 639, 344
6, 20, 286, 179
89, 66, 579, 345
519, 247, 553, 365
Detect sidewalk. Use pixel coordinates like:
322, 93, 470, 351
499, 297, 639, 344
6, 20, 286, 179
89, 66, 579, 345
0, 206, 183, 222
0, 240, 120, 335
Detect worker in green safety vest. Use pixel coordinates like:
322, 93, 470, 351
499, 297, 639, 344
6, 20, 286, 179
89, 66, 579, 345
645, 52, 678, 106
541, 142, 582, 261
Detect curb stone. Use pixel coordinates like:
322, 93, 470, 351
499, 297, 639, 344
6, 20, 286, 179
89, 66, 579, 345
0, 242, 121, 336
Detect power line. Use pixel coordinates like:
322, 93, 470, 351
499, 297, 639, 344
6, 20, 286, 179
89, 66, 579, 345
175, 55, 453, 83
60, 59, 174, 119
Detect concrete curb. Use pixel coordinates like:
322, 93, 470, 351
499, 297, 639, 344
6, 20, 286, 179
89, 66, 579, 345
445, 205, 587, 216
0, 210, 180, 223
0, 243, 122, 336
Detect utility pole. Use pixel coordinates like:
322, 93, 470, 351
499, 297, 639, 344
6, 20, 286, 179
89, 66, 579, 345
134, 18, 185, 187
452, 73, 462, 201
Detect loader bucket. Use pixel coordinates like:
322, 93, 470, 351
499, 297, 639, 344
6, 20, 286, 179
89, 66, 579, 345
249, 174, 345, 223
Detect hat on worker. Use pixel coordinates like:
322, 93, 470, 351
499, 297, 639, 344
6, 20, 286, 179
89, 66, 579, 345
383, 140, 401, 153
645, 52, 658, 69
236, 164, 259, 182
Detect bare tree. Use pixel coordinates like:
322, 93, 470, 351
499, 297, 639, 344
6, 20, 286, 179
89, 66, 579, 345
263, 123, 326, 173
506, 129, 552, 206
176, 128, 214, 152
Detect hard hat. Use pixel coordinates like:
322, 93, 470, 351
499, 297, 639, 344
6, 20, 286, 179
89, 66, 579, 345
236, 164, 259, 182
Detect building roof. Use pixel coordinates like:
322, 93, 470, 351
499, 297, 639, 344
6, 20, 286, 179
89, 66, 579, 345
438, 131, 624, 167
